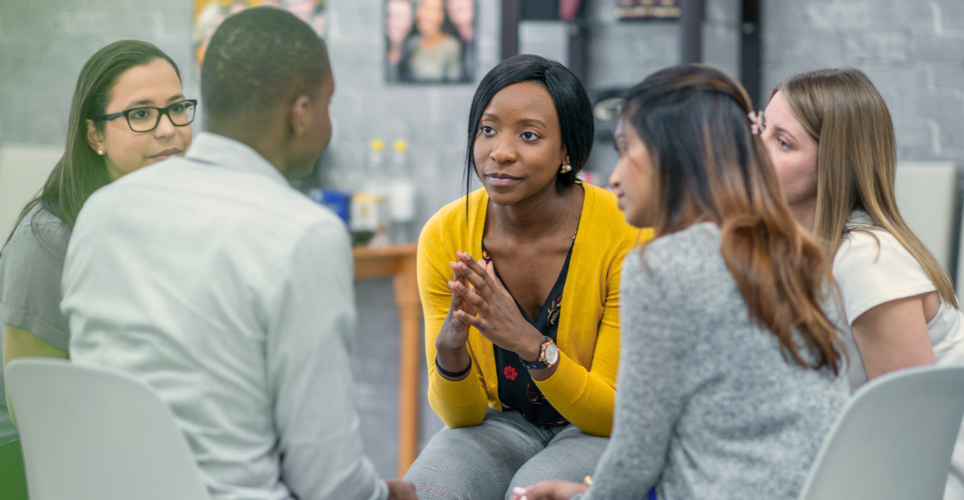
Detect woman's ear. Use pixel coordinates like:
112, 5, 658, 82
86, 119, 105, 155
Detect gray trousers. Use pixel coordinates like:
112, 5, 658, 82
404, 409, 609, 500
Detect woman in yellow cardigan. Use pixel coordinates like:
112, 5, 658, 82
403, 54, 644, 500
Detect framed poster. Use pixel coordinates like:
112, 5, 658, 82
614, 0, 679, 19
193, 0, 327, 72
385, 0, 475, 84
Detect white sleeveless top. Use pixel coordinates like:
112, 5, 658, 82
832, 209, 964, 500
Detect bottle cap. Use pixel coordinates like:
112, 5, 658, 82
370, 138, 384, 151
394, 139, 408, 152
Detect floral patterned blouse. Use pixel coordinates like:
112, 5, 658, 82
483, 237, 574, 428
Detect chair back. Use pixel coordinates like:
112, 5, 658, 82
5, 358, 211, 500
798, 364, 964, 500
893, 161, 958, 278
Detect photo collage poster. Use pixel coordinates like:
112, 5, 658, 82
385, 0, 475, 84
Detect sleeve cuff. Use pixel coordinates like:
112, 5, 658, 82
371, 478, 389, 500
0, 302, 70, 351
845, 282, 937, 325
430, 366, 485, 409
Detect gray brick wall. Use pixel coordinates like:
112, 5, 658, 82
762, 0, 964, 163
4, 2, 961, 215
577, 0, 741, 180
317, 0, 501, 225
0, 0, 198, 146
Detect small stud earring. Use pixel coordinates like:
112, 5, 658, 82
97, 150, 104, 155
560, 164, 573, 173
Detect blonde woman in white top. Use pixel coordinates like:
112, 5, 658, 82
762, 67, 964, 500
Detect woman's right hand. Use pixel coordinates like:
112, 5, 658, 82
511, 481, 588, 500
435, 251, 477, 379
438, 253, 473, 349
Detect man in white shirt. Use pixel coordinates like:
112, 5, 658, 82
61, 8, 415, 500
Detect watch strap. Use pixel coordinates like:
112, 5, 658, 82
520, 336, 553, 370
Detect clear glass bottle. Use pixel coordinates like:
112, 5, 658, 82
389, 139, 417, 244
352, 139, 390, 246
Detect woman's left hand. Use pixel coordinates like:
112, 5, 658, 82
451, 252, 546, 362
510, 481, 588, 500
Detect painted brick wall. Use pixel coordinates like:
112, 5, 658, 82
762, 0, 964, 163
4, 2, 960, 219
580, 0, 741, 179
0, 0, 198, 146
315, 0, 500, 224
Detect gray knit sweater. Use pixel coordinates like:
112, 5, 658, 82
577, 223, 848, 500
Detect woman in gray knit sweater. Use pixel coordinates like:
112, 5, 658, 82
512, 65, 849, 500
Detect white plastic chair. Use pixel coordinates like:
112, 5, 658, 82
5, 358, 211, 500
893, 161, 958, 279
798, 364, 964, 500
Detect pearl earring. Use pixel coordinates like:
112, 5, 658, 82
560, 164, 573, 173
97, 150, 104, 155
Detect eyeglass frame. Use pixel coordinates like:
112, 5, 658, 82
96, 99, 198, 133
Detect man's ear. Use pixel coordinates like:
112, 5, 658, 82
290, 94, 312, 137
86, 119, 105, 154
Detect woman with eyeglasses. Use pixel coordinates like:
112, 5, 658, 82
0, 40, 194, 497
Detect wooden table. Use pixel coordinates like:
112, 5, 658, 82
352, 244, 421, 478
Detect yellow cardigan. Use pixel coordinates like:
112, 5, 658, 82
417, 183, 649, 436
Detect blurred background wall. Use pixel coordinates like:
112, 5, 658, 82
0, 0, 962, 479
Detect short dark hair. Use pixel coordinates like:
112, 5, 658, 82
464, 54, 593, 195
201, 7, 330, 129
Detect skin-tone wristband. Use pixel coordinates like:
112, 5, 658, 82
435, 356, 472, 378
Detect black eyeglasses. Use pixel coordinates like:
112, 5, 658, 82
98, 99, 198, 132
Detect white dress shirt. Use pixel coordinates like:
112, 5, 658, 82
62, 132, 387, 500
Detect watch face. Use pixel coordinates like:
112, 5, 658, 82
544, 342, 560, 366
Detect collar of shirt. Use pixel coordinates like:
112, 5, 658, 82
186, 132, 290, 187
847, 208, 876, 228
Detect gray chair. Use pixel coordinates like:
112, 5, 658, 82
798, 364, 964, 500
5, 358, 211, 500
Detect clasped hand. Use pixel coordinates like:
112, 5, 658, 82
443, 251, 544, 360
510, 480, 588, 500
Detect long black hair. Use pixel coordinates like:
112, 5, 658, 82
464, 54, 593, 196
8, 40, 180, 240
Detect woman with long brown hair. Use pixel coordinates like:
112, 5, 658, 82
511, 64, 847, 500
763, 68, 964, 499
0, 40, 195, 498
